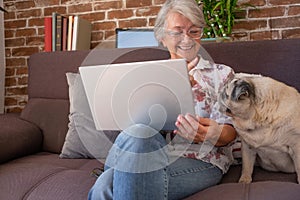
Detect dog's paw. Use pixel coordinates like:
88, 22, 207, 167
238, 175, 252, 184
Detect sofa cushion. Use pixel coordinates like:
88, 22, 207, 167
20, 98, 70, 153
0, 153, 103, 200
0, 113, 42, 163
60, 73, 119, 159
183, 181, 300, 200
221, 165, 297, 184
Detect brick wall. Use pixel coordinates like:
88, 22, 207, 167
2, 0, 300, 112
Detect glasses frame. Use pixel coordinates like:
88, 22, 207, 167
164, 27, 204, 40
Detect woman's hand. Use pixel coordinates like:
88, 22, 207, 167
174, 113, 236, 146
187, 56, 199, 86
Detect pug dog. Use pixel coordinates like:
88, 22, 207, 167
218, 73, 300, 184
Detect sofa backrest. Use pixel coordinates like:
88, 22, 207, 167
20, 39, 300, 153
203, 38, 300, 91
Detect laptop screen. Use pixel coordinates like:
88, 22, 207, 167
115, 28, 159, 48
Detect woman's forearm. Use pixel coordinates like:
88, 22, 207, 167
215, 124, 237, 147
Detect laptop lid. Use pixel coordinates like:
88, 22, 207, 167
79, 59, 195, 131
115, 28, 159, 48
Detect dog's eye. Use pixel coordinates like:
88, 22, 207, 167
237, 91, 249, 100
232, 80, 253, 101
226, 108, 232, 114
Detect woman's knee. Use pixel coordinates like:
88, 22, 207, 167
105, 124, 169, 173
114, 124, 167, 153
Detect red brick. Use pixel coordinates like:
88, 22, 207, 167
108, 10, 134, 19
6, 107, 23, 113
126, 0, 152, 8
12, 47, 39, 57
119, 18, 148, 28
4, 29, 14, 38
149, 17, 156, 26
6, 87, 27, 96
80, 12, 105, 22
68, 3, 93, 14
16, 9, 42, 18
289, 6, 300, 16
15, 1, 35, 10
93, 21, 117, 30
5, 77, 17, 87
233, 20, 268, 30
248, 7, 285, 18
5, 67, 15, 76
28, 18, 44, 27
105, 30, 116, 40
16, 67, 28, 75
231, 32, 248, 41
5, 38, 26, 47
34, 0, 60, 7
234, 10, 247, 20
282, 28, 300, 39
38, 28, 45, 35
5, 20, 26, 29
19, 99, 28, 107
3, 12, 16, 20
270, 16, 300, 28
269, 0, 300, 6
26, 36, 44, 46
44, 7, 67, 16
18, 76, 28, 85
15, 28, 36, 37
91, 31, 104, 41
94, 1, 123, 10
5, 48, 12, 57
250, 31, 280, 40
61, 0, 72, 4
136, 6, 161, 17
5, 58, 26, 67
5, 97, 18, 106
241, 0, 266, 6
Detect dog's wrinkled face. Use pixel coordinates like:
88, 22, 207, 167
219, 76, 256, 119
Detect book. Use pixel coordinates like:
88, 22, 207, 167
71, 16, 92, 50
52, 12, 57, 51
62, 16, 68, 51
44, 17, 52, 52
55, 14, 63, 51
67, 15, 74, 51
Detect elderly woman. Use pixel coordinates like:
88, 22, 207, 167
88, 0, 237, 199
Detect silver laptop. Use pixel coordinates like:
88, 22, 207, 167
79, 59, 195, 131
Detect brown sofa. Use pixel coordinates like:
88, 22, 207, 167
1, 38, 300, 200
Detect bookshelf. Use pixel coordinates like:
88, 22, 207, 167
44, 13, 92, 52
0, 0, 5, 113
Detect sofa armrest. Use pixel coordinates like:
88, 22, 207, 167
0, 113, 43, 164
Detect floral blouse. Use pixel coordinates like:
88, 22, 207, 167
168, 57, 236, 173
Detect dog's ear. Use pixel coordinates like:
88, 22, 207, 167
231, 80, 255, 101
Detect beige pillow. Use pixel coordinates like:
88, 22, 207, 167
59, 72, 119, 159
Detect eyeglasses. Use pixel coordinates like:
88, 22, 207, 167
165, 27, 203, 40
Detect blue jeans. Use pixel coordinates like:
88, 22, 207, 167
88, 124, 222, 200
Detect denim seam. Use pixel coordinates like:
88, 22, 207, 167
163, 167, 168, 200
169, 164, 217, 177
